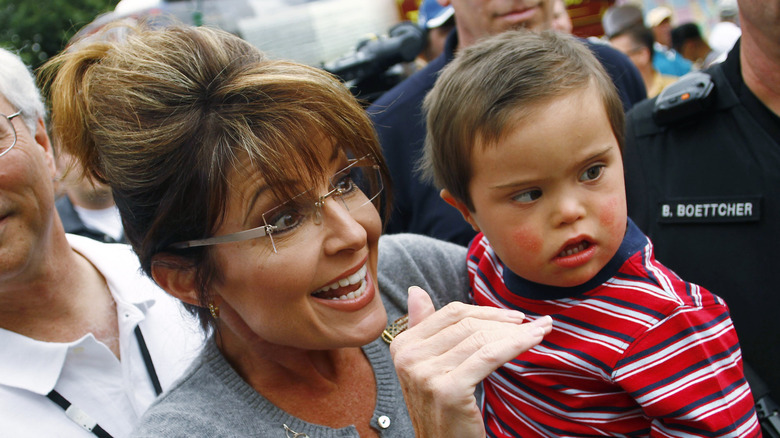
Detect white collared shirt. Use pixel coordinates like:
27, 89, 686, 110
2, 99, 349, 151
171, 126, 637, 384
0, 234, 205, 437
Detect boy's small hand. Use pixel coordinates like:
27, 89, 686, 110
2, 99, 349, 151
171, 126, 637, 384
391, 286, 553, 438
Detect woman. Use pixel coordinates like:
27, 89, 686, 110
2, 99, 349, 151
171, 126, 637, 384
43, 24, 548, 437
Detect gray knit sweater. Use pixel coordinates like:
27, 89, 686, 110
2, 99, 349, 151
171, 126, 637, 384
131, 234, 468, 437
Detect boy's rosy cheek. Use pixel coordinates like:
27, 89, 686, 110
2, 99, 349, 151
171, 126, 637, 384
511, 226, 543, 253
599, 196, 626, 226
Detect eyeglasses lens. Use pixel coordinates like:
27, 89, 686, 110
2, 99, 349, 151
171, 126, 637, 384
261, 159, 383, 253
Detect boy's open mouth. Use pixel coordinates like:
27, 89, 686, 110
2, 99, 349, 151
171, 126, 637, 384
558, 241, 591, 258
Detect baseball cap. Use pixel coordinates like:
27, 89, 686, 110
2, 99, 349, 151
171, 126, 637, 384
417, 0, 454, 29
602, 4, 643, 38
645, 6, 673, 28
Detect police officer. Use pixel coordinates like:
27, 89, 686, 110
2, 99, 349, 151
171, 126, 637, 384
622, 0, 780, 425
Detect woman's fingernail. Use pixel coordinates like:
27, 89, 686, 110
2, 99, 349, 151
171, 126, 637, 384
507, 310, 525, 321
534, 315, 553, 326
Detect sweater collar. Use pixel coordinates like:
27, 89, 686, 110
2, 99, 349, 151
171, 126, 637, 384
203, 334, 401, 436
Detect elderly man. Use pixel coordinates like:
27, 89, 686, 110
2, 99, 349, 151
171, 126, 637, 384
368, 0, 646, 247
0, 48, 203, 437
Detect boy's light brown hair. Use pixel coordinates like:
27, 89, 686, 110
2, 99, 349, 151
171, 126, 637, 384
420, 30, 625, 211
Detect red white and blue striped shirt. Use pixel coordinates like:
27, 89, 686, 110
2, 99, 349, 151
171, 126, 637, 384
468, 220, 760, 437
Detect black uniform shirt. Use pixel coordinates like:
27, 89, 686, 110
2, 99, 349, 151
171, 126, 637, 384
623, 39, 780, 397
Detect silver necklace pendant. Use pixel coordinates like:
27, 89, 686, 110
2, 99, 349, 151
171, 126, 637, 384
283, 424, 310, 438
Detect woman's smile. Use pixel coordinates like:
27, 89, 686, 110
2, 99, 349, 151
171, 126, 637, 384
312, 263, 368, 300
311, 264, 378, 313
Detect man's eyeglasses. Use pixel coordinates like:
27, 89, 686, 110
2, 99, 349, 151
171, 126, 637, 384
0, 110, 22, 158
169, 154, 383, 253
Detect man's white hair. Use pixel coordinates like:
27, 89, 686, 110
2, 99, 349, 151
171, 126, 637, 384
0, 48, 46, 135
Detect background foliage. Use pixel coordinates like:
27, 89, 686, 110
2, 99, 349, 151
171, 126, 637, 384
0, 0, 119, 70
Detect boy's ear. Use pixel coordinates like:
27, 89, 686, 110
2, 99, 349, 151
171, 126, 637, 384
440, 189, 481, 232
151, 255, 201, 307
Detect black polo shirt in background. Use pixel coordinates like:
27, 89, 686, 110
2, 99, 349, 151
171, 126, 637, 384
623, 39, 780, 398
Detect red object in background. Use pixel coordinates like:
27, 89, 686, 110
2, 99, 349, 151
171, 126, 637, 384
397, 0, 420, 22
568, 0, 616, 38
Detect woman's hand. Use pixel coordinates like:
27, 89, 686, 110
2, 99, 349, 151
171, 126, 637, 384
390, 286, 552, 438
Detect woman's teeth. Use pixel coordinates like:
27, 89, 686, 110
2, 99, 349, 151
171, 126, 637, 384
315, 265, 368, 300
331, 281, 367, 301
559, 242, 589, 257
319, 265, 367, 291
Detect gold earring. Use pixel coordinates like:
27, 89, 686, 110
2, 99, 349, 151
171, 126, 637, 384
208, 303, 220, 319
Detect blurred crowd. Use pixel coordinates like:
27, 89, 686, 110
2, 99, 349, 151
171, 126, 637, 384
2, 0, 779, 436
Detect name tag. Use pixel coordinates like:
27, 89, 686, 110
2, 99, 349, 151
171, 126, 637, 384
658, 196, 762, 224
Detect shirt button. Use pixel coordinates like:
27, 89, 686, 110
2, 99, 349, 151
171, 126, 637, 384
377, 415, 391, 429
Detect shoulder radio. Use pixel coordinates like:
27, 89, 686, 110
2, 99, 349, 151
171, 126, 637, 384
653, 71, 716, 126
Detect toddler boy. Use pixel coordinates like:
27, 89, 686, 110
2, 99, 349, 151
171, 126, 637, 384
420, 30, 759, 436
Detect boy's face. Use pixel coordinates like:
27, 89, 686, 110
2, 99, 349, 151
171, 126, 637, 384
445, 85, 627, 287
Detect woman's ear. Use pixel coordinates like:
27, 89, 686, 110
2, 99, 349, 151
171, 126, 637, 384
440, 189, 481, 232
151, 255, 201, 307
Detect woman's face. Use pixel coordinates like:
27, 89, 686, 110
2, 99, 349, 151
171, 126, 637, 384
209, 147, 386, 352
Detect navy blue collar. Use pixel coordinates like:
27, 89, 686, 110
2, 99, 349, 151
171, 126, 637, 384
501, 219, 647, 300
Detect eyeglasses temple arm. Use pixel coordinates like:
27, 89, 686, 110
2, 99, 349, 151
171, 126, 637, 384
169, 224, 277, 249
